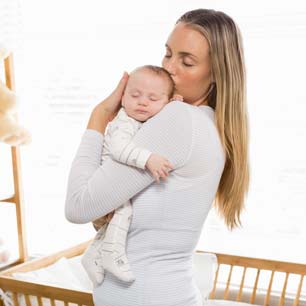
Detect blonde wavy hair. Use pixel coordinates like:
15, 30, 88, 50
177, 9, 250, 230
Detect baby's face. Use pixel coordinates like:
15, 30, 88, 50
121, 69, 170, 122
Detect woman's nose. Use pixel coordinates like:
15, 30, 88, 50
163, 58, 177, 76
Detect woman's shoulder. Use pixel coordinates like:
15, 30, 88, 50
164, 100, 192, 111
143, 101, 192, 131
155, 101, 193, 120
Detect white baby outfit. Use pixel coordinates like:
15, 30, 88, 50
81, 107, 152, 287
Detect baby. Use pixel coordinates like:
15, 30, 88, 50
81, 65, 182, 287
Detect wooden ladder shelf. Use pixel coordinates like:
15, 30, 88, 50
0, 53, 28, 267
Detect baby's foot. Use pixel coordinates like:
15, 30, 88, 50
100, 238, 136, 282
81, 224, 108, 287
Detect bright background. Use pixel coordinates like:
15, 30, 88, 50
0, 0, 306, 266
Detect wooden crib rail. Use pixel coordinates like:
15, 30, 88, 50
198, 250, 306, 306
0, 276, 93, 306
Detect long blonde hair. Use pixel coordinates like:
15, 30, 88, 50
177, 9, 250, 230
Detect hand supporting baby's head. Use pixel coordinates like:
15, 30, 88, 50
121, 65, 177, 122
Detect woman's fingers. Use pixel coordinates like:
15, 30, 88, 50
103, 72, 129, 115
109, 72, 129, 101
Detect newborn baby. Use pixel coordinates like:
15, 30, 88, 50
82, 65, 182, 287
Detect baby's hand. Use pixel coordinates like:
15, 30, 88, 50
146, 153, 174, 183
170, 94, 184, 102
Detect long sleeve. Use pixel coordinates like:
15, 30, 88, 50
65, 101, 193, 224
107, 116, 152, 170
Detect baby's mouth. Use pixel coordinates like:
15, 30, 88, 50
136, 110, 147, 114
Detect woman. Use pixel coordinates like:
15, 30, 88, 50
65, 8, 249, 306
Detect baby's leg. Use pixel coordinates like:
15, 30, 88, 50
99, 202, 135, 282
81, 223, 108, 287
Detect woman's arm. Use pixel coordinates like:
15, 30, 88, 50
65, 101, 193, 224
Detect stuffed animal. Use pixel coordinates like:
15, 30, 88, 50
0, 44, 31, 146
0, 237, 9, 264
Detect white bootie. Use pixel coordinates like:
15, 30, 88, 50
81, 223, 108, 287
100, 203, 136, 282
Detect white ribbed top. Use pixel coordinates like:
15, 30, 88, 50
65, 101, 225, 306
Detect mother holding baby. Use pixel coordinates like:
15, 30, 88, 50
65, 8, 249, 306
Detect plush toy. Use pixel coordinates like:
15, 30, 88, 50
0, 237, 9, 264
0, 44, 31, 146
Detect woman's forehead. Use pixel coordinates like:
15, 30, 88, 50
166, 22, 209, 59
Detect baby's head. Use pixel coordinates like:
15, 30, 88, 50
122, 65, 174, 122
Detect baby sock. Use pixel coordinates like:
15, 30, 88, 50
100, 203, 135, 282
81, 223, 108, 287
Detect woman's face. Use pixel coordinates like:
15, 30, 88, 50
162, 22, 212, 106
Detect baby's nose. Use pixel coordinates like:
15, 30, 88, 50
139, 99, 149, 106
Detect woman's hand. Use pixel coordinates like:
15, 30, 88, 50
170, 94, 184, 102
99, 71, 129, 116
92, 211, 115, 231
87, 72, 129, 133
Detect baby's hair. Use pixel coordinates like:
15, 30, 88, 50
132, 65, 175, 97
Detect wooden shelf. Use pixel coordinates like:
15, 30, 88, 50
0, 53, 28, 266
0, 193, 15, 203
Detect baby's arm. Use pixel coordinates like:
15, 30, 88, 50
109, 119, 173, 181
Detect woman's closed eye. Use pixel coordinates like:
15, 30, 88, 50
163, 53, 194, 67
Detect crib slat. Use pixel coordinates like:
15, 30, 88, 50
64, 301, 69, 306
236, 267, 247, 301
250, 269, 261, 304
24, 294, 31, 306
293, 274, 304, 306
224, 265, 233, 300
278, 272, 289, 306
36, 296, 43, 306
0, 298, 4, 306
12, 292, 19, 306
51, 299, 56, 306
209, 264, 220, 299
263, 270, 275, 306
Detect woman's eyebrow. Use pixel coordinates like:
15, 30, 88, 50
165, 44, 198, 60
